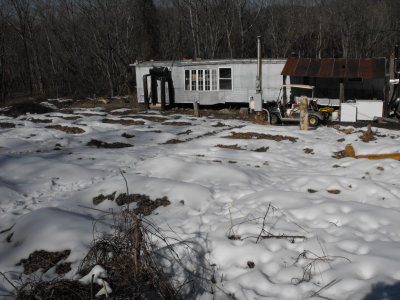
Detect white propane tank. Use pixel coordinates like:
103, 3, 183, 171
332, 110, 339, 121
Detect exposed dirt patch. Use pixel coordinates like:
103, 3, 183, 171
162, 139, 186, 144
332, 150, 350, 159
45, 125, 85, 134
162, 121, 192, 126
148, 130, 162, 133
121, 133, 135, 138
110, 109, 135, 115
304, 148, 314, 154
102, 118, 145, 126
16, 250, 71, 275
3, 101, 54, 118
28, 118, 52, 123
252, 147, 269, 152
78, 113, 108, 117
212, 122, 227, 127
223, 132, 297, 142
87, 139, 133, 149
337, 138, 345, 142
115, 194, 171, 216
123, 115, 169, 122
377, 166, 384, 171
307, 189, 317, 193
213, 160, 222, 163
216, 144, 245, 150
327, 189, 341, 194
177, 129, 192, 135
93, 191, 117, 205
57, 115, 82, 120
228, 161, 237, 164
360, 127, 377, 142
0, 122, 16, 128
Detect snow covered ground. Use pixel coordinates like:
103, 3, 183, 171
1, 107, 400, 299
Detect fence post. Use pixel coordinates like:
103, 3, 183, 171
193, 101, 200, 117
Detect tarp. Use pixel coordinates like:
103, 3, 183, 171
281, 58, 386, 79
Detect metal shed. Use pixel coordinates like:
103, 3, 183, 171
134, 59, 288, 106
280, 58, 387, 105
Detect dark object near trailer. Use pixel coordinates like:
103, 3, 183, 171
143, 67, 175, 111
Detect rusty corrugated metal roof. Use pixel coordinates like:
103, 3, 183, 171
281, 58, 386, 78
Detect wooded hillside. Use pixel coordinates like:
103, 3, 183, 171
0, 0, 399, 104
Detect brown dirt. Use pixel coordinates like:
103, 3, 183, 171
78, 113, 108, 117
45, 125, 85, 134
102, 118, 145, 126
332, 150, 351, 159
162, 121, 192, 126
123, 115, 169, 122
87, 139, 133, 149
115, 194, 171, 216
327, 189, 341, 194
3, 101, 55, 118
0, 122, 16, 128
121, 133, 135, 138
56, 116, 82, 120
177, 129, 192, 135
304, 148, 314, 154
252, 147, 269, 152
307, 189, 317, 193
216, 144, 245, 150
162, 139, 186, 144
16, 250, 71, 275
337, 138, 345, 142
223, 132, 297, 142
93, 192, 117, 205
212, 122, 227, 127
28, 118, 52, 123
110, 109, 136, 115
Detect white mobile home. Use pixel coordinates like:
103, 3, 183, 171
134, 59, 288, 107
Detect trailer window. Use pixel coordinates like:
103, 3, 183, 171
185, 68, 218, 91
185, 70, 190, 90
219, 68, 232, 90
191, 70, 197, 91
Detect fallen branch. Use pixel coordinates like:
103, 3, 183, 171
310, 278, 338, 297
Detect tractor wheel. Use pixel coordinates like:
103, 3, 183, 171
270, 114, 279, 125
309, 116, 319, 127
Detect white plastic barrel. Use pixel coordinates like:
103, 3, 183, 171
332, 110, 339, 121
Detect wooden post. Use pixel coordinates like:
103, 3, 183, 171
282, 76, 287, 107
339, 79, 344, 104
299, 96, 309, 130
193, 101, 200, 117
160, 78, 166, 111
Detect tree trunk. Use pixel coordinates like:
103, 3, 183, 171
299, 96, 309, 130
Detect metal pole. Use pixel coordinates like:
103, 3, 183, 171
257, 36, 262, 93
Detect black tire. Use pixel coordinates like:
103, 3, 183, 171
309, 116, 319, 127
270, 114, 279, 125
